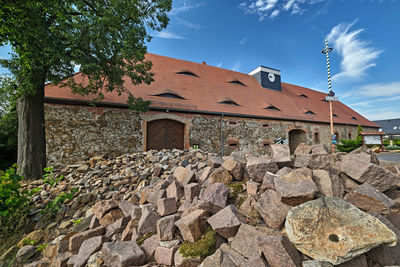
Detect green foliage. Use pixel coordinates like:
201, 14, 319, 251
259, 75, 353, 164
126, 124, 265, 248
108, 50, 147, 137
336, 138, 363, 152
0, 165, 29, 217
0, 0, 172, 102
72, 218, 82, 226
35, 243, 48, 252
337, 125, 364, 152
0, 75, 18, 170
386, 145, 400, 150
41, 187, 78, 215
43, 167, 63, 186
136, 232, 153, 246
22, 238, 35, 246
383, 139, 390, 146
228, 182, 245, 200
179, 228, 216, 259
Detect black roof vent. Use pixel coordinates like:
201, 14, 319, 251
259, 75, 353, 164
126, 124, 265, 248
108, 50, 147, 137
249, 66, 281, 91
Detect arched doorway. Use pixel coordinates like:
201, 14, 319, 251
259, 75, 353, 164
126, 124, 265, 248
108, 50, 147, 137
147, 119, 185, 151
289, 129, 307, 153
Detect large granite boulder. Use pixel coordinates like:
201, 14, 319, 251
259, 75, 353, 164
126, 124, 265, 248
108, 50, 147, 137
285, 197, 398, 265
246, 157, 279, 182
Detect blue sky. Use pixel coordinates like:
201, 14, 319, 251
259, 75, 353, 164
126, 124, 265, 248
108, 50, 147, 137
1, 0, 400, 120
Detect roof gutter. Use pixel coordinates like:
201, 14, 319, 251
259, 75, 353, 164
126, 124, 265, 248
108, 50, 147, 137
44, 97, 378, 128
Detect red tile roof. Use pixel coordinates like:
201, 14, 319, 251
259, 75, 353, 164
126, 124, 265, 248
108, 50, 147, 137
45, 53, 379, 128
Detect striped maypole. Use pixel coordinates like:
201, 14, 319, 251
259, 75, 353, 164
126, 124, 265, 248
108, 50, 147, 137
321, 39, 335, 153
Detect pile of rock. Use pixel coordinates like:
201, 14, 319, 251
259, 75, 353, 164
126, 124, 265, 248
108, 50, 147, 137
5, 144, 400, 267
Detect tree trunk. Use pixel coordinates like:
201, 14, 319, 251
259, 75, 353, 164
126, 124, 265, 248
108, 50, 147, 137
17, 82, 46, 179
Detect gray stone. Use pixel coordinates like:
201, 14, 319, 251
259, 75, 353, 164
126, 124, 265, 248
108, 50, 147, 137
157, 214, 178, 241
166, 180, 184, 200
118, 201, 135, 217
101, 241, 145, 267
157, 197, 177, 216
155, 245, 178, 266
285, 197, 398, 265
209, 168, 233, 185
276, 166, 293, 177
312, 169, 344, 198
199, 167, 212, 184
221, 157, 244, 180
274, 167, 318, 206
138, 206, 161, 235
208, 156, 224, 168
257, 235, 302, 267
260, 171, 276, 191
344, 183, 395, 214
271, 144, 291, 167
15, 245, 37, 262
175, 209, 209, 242
294, 143, 312, 155
105, 216, 130, 238
341, 154, 399, 191
51, 251, 73, 267
69, 226, 105, 253
74, 235, 105, 267
199, 183, 229, 214
310, 144, 328, 154
246, 181, 259, 195
140, 234, 159, 261
184, 183, 200, 203
257, 189, 291, 229
207, 205, 244, 239
92, 200, 118, 220
246, 157, 279, 182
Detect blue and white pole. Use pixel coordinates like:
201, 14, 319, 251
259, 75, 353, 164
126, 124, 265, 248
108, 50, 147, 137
321, 39, 335, 153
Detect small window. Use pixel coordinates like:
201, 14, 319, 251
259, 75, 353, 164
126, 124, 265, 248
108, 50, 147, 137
228, 80, 245, 86
333, 114, 338, 117
219, 100, 240, 106
227, 140, 239, 148
262, 123, 269, 128
176, 71, 198, 77
228, 121, 237, 126
351, 116, 357, 120
305, 110, 315, 115
153, 93, 185, 100
314, 132, 320, 144
264, 105, 280, 111
379, 128, 382, 132
348, 133, 352, 139
394, 126, 398, 130
299, 93, 308, 98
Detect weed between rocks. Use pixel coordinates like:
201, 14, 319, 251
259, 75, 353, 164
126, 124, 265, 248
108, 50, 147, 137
179, 227, 216, 259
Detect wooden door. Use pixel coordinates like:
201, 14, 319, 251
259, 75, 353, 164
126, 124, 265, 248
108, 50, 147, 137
147, 119, 184, 151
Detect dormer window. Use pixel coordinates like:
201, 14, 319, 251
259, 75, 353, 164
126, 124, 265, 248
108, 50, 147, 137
333, 114, 338, 117
228, 80, 245, 86
305, 110, 315, 115
264, 105, 280, 111
219, 100, 240, 106
299, 93, 308, 98
153, 93, 185, 100
351, 116, 357, 120
176, 71, 198, 77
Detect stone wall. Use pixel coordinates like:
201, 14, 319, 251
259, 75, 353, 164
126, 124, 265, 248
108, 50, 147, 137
45, 104, 143, 169
45, 103, 377, 168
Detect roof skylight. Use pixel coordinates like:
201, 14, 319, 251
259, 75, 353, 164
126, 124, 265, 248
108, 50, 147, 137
228, 80, 245, 86
153, 93, 185, 100
219, 100, 240, 106
176, 71, 198, 77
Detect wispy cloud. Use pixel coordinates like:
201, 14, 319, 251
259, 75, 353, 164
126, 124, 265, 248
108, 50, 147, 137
358, 81, 400, 97
216, 62, 223, 68
240, 38, 248, 45
154, 31, 185, 39
327, 21, 382, 82
170, 1, 205, 15
353, 106, 400, 121
175, 17, 201, 30
231, 61, 241, 72
239, 0, 326, 20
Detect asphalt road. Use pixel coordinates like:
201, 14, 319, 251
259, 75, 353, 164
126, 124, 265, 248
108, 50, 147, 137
377, 152, 400, 162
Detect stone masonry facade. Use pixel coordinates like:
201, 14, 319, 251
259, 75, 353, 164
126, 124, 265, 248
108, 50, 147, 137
45, 103, 376, 168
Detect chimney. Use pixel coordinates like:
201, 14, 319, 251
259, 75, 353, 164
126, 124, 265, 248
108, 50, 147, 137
249, 66, 281, 91
202, 61, 207, 65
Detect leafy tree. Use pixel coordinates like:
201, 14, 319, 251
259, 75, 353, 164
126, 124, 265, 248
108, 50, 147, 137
0, 0, 172, 179
336, 125, 364, 152
0, 75, 18, 170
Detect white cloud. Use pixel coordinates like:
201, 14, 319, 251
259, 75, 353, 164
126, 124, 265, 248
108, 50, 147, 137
231, 61, 241, 72
327, 21, 382, 82
154, 31, 185, 39
239, 0, 326, 20
175, 17, 201, 30
354, 107, 400, 121
216, 62, 223, 68
358, 81, 400, 97
240, 37, 248, 45
170, 1, 205, 15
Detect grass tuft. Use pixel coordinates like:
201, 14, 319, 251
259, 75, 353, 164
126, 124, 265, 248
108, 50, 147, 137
179, 227, 216, 259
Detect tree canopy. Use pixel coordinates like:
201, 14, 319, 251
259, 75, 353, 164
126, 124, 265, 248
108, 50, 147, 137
0, 0, 172, 178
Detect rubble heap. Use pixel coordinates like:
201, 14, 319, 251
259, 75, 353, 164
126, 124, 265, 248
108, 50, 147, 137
3, 143, 400, 267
